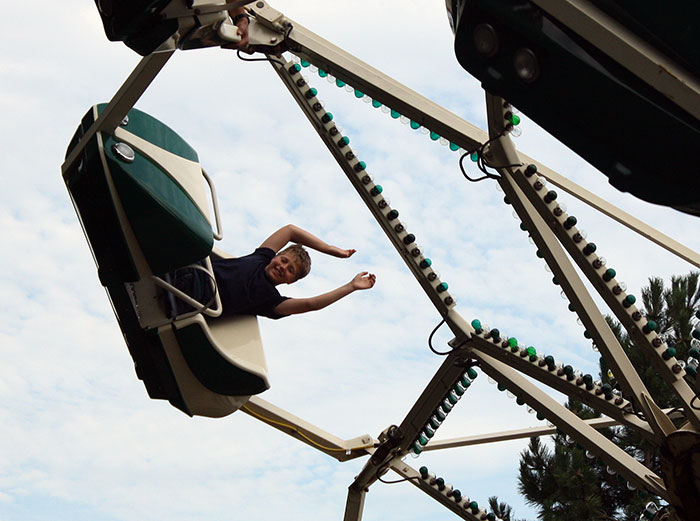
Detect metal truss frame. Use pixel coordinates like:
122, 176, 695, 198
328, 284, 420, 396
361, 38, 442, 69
62, 2, 700, 520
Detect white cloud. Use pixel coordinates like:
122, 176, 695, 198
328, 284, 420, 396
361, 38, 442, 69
1, 1, 698, 521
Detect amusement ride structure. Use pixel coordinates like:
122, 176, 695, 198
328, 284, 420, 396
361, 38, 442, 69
61, 1, 700, 519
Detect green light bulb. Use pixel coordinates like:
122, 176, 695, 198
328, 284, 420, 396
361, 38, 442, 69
643, 320, 658, 334
300, 59, 310, 67
335, 78, 346, 88
508, 337, 518, 348
603, 268, 616, 282
662, 347, 677, 360
470, 152, 479, 162
467, 367, 478, 380
321, 112, 333, 123
429, 131, 440, 141
526, 346, 536, 357
390, 109, 401, 119
471, 319, 482, 330
511, 114, 521, 126
410, 120, 420, 130
372, 100, 382, 108
318, 69, 328, 77
437, 282, 448, 293
449, 142, 459, 151
354, 89, 364, 98
338, 136, 350, 146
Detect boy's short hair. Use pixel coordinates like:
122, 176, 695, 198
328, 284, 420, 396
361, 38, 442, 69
278, 244, 311, 280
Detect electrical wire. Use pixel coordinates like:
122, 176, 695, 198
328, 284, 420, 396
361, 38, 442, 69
459, 151, 492, 183
236, 49, 286, 66
691, 394, 700, 410
428, 318, 452, 355
375, 463, 422, 485
242, 404, 374, 452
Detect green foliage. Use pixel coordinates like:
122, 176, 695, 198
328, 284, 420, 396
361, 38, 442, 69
517, 272, 699, 521
488, 495, 529, 521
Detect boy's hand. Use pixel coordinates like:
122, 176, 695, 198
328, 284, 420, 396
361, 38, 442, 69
351, 272, 376, 290
330, 247, 356, 258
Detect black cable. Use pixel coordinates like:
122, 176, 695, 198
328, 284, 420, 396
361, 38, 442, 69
459, 151, 492, 183
375, 464, 422, 485
428, 318, 452, 355
235, 49, 285, 66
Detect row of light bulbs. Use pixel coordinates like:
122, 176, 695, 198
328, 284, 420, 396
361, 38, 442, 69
517, 163, 686, 378
418, 465, 502, 521
285, 57, 457, 309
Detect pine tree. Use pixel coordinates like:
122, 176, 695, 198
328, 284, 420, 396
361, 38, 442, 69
516, 272, 699, 521
488, 495, 529, 521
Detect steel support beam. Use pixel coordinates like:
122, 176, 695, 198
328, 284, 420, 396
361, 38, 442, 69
389, 460, 479, 521
424, 417, 622, 451
272, 13, 700, 269
243, 396, 375, 462
343, 488, 366, 521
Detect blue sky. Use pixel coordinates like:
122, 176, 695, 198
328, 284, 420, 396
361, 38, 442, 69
2, 2, 699, 521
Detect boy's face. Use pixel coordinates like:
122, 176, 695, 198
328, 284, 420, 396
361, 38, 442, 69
265, 253, 302, 285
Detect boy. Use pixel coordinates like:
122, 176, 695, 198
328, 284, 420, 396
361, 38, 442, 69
174, 225, 376, 319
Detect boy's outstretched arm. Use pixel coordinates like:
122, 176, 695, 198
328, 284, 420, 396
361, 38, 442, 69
273, 272, 376, 316
260, 224, 355, 258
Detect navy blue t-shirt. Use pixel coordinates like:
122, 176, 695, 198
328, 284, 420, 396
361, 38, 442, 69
211, 247, 290, 319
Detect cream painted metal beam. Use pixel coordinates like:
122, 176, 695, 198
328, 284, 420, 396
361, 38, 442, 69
342, 488, 366, 521
268, 54, 457, 315
530, 0, 700, 121
485, 93, 700, 433
425, 407, 687, 451
61, 50, 175, 176
270, 8, 700, 269
471, 349, 668, 499
445, 323, 669, 499
482, 94, 666, 438
448, 325, 656, 442
389, 460, 480, 521
348, 351, 469, 494
423, 416, 620, 451
526, 162, 700, 269
243, 396, 375, 462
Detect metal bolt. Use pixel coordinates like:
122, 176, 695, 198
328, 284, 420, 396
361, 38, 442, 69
256, 1, 264, 7
112, 142, 135, 163
120, 115, 129, 126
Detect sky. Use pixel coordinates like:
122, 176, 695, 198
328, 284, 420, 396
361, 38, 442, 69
2, 2, 699, 521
